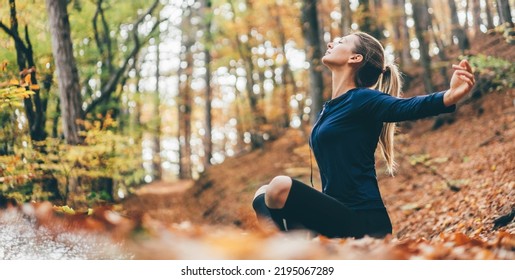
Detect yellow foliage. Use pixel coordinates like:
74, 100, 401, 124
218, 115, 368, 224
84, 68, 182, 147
54, 205, 76, 215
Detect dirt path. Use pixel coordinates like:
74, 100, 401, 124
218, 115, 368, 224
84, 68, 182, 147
134, 180, 194, 196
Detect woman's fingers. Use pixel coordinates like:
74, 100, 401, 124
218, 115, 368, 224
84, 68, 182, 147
452, 60, 473, 73
458, 75, 475, 87
453, 70, 476, 84
453, 69, 475, 77
459, 59, 472, 72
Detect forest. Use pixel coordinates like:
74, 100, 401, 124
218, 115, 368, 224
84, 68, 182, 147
0, 0, 514, 260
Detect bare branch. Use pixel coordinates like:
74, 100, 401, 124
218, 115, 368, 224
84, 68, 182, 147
0, 21, 29, 54
84, 0, 162, 114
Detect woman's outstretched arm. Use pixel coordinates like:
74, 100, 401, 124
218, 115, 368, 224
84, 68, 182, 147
443, 59, 475, 106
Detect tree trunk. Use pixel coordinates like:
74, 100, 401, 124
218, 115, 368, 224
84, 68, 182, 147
428, 10, 450, 88
412, 0, 435, 93
340, 0, 352, 34
178, 6, 194, 180
301, 0, 324, 126
153, 36, 162, 181
399, 0, 414, 69
270, 3, 297, 128
45, 0, 83, 145
201, 0, 213, 168
0, 0, 47, 142
497, 0, 514, 27
465, 0, 470, 30
485, 0, 495, 30
85, 0, 161, 116
471, 0, 482, 36
359, 0, 382, 39
227, 0, 266, 149
448, 0, 470, 52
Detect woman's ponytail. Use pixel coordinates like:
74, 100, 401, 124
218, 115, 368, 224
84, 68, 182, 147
376, 63, 403, 176
352, 32, 404, 176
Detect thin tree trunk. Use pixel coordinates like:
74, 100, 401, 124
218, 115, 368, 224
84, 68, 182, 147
201, 0, 213, 168
465, 0, 471, 30
427, 4, 450, 87
472, 0, 482, 36
359, 0, 382, 39
301, 0, 324, 126
270, 3, 295, 128
412, 0, 435, 93
399, 0, 414, 69
45, 0, 83, 145
485, 0, 495, 30
153, 36, 162, 181
341, 0, 352, 34
85, 0, 161, 115
449, 0, 471, 52
0, 0, 47, 142
497, 0, 514, 27
178, 6, 194, 180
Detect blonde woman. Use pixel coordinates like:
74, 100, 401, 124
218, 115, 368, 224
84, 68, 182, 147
252, 32, 475, 238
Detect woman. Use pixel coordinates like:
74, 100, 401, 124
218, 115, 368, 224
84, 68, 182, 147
251, 32, 475, 239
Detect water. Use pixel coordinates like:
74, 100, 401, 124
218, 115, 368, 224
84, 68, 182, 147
0, 209, 132, 260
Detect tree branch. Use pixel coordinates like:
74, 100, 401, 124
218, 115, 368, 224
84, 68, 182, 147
0, 21, 29, 55
92, 0, 104, 55
84, 0, 162, 114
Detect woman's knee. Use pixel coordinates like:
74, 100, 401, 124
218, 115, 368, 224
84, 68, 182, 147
265, 175, 292, 209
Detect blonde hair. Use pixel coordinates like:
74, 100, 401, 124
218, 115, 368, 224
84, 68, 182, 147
352, 32, 403, 176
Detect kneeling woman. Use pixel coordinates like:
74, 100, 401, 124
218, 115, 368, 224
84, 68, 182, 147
252, 32, 475, 238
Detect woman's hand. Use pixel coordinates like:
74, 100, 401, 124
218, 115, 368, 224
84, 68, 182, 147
443, 59, 475, 106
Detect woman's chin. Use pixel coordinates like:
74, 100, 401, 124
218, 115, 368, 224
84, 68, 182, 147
321, 55, 329, 65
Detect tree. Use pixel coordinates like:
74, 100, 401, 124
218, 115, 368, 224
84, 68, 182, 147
389, 0, 413, 69
84, 0, 162, 116
427, 0, 450, 87
411, 0, 435, 93
485, 0, 495, 30
340, 0, 352, 35
301, 0, 324, 125
201, 0, 213, 168
358, 0, 383, 40
227, 0, 267, 149
45, 0, 83, 145
269, 2, 297, 128
448, 0, 470, 52
153, 35, 163, 181
471, 0, 481, 35
496, 0, 514, 27
178, 5, 194, 180
0, 0, 48, 143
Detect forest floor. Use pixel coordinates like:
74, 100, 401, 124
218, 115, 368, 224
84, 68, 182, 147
119, 33, 514, 259
0, 33, 513, 260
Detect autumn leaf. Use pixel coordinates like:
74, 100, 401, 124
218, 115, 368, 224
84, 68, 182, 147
24, 74, 32, 85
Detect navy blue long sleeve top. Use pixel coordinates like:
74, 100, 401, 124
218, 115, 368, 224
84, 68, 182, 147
309, 88, 456, 210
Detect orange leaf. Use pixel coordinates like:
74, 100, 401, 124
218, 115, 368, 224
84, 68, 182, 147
24, 73, 32, 85
9, 79, 19, 85
453, 232, 471, 246
30, 84, 40, 90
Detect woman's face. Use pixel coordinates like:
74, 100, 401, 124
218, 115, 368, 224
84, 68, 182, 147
321, 34, 361, 68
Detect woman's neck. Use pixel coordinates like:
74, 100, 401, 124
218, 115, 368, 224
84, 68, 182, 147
331, 70, 357, 99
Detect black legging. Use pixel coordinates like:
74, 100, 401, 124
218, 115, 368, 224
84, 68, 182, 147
252, 178, 392, 238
